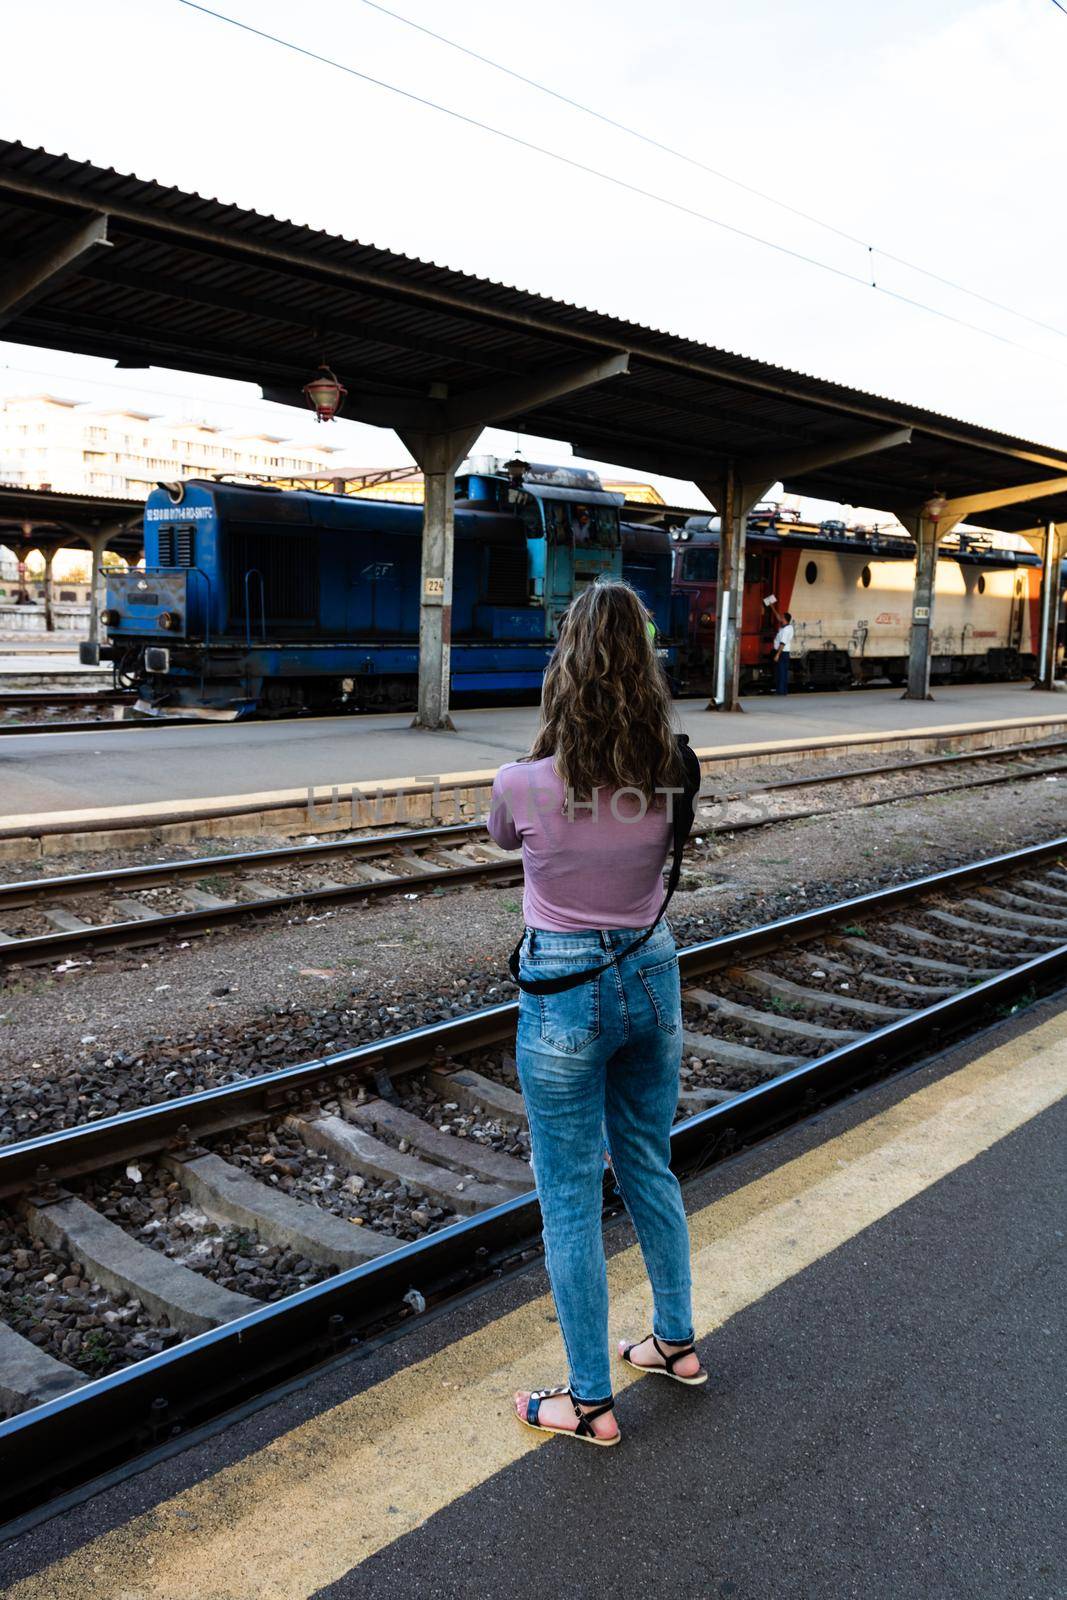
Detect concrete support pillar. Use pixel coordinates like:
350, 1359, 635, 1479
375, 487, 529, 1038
901, 512, 951, 701
696, 466, 771, 711
397, 425, 481, 731
87, 530, 112, 647
13, 544, 33, 605
709, 466, 744, 711
1034, 521, 1063, 691
42, 546, 57, 633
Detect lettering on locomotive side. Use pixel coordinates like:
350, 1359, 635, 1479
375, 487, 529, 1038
145, 506, 214, 521
874, 612, 903, 625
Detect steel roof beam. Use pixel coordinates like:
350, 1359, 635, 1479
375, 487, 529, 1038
349, 352, 629, 432
935, 475, 1067, 524
0, 211, 110, 329
740, 426, 913, 489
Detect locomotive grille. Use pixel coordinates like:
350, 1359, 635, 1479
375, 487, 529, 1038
156, 524, 195, 567
485, 542, 528, 605
227, 528, 320, 627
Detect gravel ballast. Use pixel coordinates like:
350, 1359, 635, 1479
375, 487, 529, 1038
2, 776, 1066, 1139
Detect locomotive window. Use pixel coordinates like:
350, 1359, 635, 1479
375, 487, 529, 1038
861, 565, 872, 588
805, 561, 818, 584
572, 505, 619, 547
978, 575, 986, 595
681, 549, 718, 582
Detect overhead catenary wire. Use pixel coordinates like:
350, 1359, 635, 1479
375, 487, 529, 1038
174, 1, 1067, 373
359, 0, 1067, 346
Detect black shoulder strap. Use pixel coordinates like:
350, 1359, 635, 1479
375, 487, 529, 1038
507, 734, 702, 996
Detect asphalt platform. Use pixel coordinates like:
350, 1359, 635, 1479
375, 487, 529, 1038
1, 988, 1063, 1599
3, 681, 1067, 827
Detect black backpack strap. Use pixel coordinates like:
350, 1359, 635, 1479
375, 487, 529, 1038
508, 735, 702, 996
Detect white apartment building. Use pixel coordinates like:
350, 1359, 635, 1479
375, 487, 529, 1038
0, 394, 342, 499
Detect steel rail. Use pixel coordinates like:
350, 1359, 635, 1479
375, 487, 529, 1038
0, 692, 132, 707
0, 820, 491, 910
718, 755, 1067, 834
0, 836, 519, 969
742, 735, 1067, 792
1, 836, 1066, 1522
0, 715, 192, 736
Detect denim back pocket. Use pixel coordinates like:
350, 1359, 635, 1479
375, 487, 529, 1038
528, 972, 600, 1055
638, 954, 681, 1035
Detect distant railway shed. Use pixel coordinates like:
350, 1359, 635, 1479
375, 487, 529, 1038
0, 485, 142, 637
2, 139, 1067, 713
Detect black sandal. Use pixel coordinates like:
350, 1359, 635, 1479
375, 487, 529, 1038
515, 1385, 620, 1447
619, 1335, 708, 1387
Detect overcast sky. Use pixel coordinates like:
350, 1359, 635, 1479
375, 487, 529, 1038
3, 0, 1066, 516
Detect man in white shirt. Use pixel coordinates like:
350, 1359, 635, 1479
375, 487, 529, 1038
771, 605, 794, 695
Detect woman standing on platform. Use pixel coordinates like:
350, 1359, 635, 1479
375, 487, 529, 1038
488, 580, 707, 1448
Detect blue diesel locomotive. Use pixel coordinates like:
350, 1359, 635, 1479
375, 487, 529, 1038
87, 460, 679, 717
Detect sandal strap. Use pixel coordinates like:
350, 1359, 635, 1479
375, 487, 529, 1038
652, 1335, 699, 1374
571, 1394, 614, 1438
526, 1384, 567, 1426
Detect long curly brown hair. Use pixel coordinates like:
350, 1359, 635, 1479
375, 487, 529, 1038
526, 580, 683, 801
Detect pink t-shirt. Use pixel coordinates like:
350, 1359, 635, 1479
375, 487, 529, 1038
487, 756, 672, 932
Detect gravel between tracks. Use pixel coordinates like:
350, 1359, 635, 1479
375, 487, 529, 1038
2, 776, 1067, 1141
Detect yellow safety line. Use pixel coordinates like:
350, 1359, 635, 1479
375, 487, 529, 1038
6, 1011, 1066, 1600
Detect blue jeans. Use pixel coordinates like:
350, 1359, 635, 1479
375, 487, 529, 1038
516, 921, 693, 1404
774, 651, 790, 694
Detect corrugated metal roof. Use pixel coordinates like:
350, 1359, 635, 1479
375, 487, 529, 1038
1, 140, 1066, 533
0, 485, 143, 554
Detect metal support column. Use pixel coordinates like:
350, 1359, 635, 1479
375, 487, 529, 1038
1035, 521, 1063, 691
397, 426, 481, 731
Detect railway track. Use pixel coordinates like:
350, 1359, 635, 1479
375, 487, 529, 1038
5, 738, 1067, 968
0, 689, 190, 736
2, 836, 1067, 1522
0, 822, 523, 967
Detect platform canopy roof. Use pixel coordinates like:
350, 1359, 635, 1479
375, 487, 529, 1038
0, 485, 143, 557
2, 139, 1067, 535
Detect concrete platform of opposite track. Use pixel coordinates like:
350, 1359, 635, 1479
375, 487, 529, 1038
2, 986, 1064, 1599
3, 681, 1067, 832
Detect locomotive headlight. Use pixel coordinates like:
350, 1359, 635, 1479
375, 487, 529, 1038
100, 608, 120, 627
158, 611, 181, 631
699, 611, 713, 625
